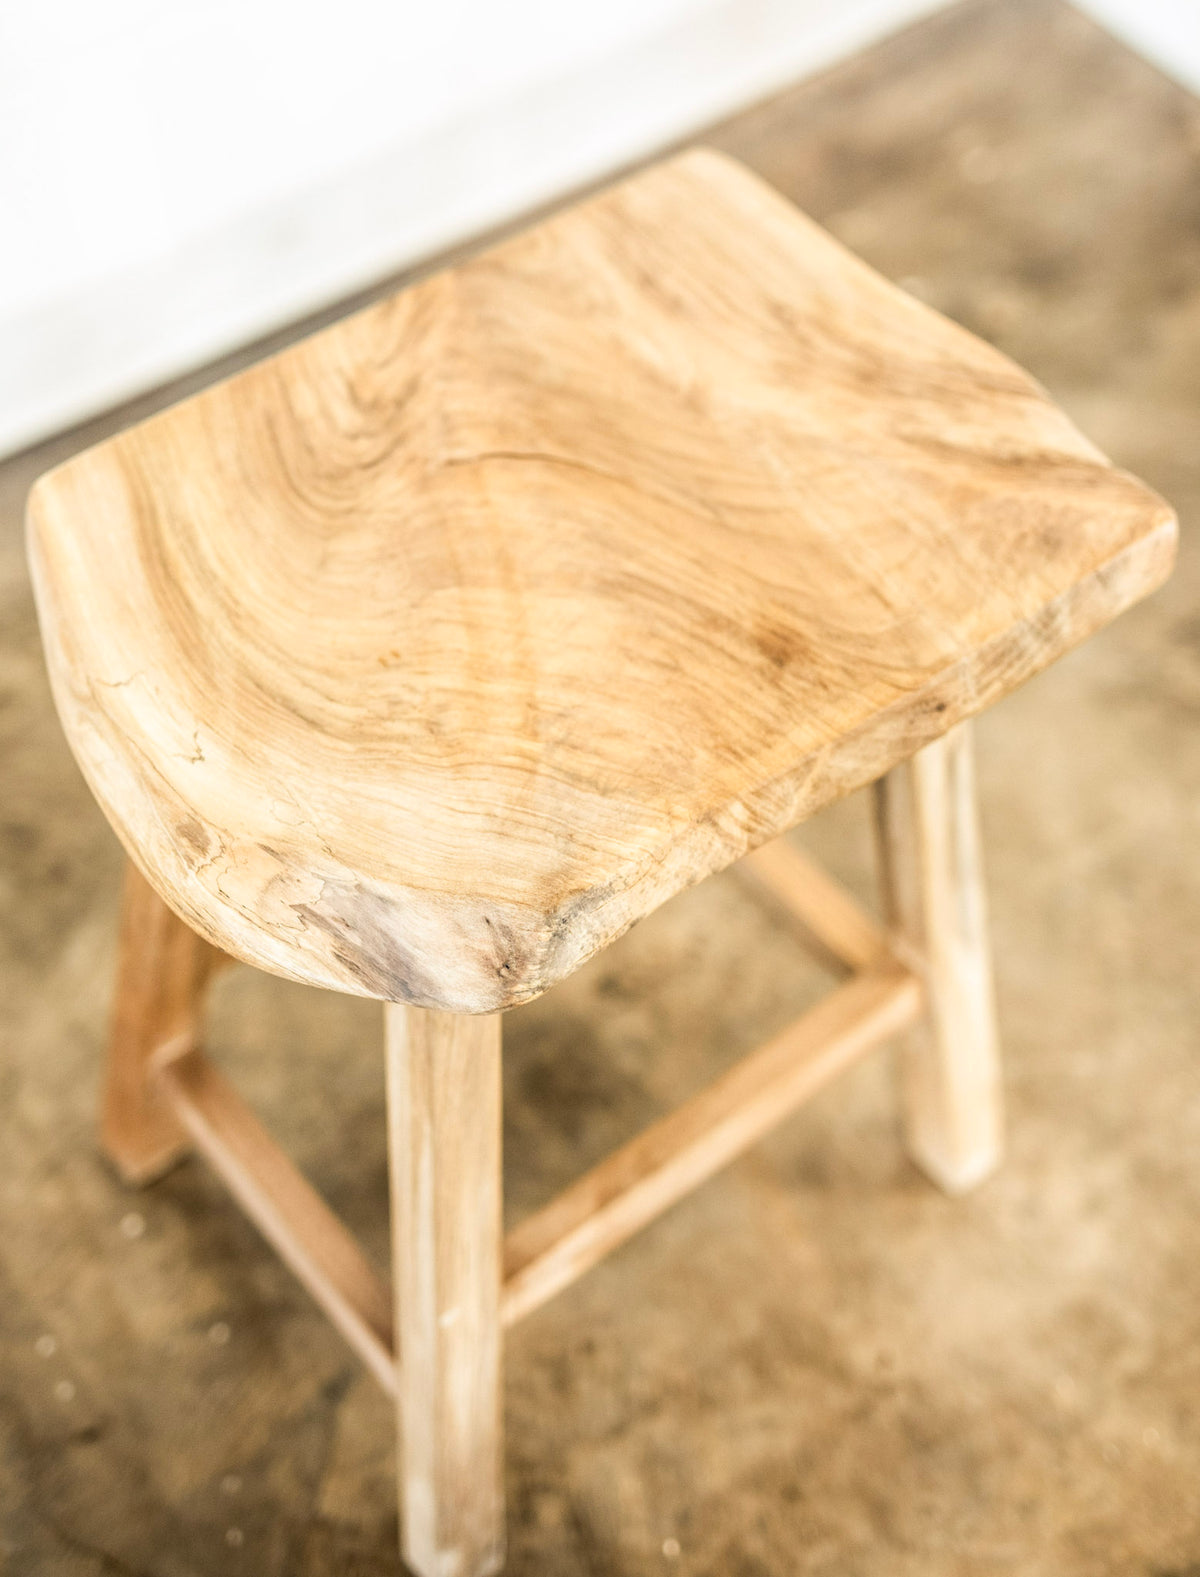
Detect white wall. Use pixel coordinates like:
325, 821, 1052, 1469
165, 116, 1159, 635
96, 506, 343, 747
2, 0, 1195, 458
0, 0, 944, 457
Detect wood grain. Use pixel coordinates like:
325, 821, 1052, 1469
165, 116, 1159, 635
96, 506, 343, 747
103, 861, 222, 1182
27, 149, 1176, 1012
874, 724, 1003, 1192
502, 964, 922, 1326
386, 1004, 504, 1577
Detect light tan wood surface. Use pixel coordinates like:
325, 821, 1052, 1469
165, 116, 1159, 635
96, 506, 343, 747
874, 724, 1003, 1192
387, 1004, 504, 1577
27, 149, 1175, 1012
103, 861, 222, 1181
104, 863, 398, 1388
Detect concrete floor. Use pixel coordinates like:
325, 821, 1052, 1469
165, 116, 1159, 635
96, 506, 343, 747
3, 0, 1199, 1571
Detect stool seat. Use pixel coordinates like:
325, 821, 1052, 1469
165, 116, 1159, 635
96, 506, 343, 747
27, 149, 1174, 1013
26, 145, 1179, 1577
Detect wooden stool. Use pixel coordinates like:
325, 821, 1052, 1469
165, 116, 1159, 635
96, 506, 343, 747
27, 150, 1174, 1576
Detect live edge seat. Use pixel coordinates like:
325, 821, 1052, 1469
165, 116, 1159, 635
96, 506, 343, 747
26, 149, 1175, 1577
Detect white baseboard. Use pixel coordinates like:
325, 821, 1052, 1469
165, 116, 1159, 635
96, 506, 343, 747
1, 0, 944, 459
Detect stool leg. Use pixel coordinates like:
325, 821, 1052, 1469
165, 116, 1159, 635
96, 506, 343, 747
102, 860, 218, 1184
385, 1002, 504, 1577
873, 722, 1003, 1194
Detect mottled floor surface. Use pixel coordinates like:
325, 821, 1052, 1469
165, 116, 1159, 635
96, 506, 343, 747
3, 2, 1200, 1572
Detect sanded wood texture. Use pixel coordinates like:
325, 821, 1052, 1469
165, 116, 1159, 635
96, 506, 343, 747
874, 725, 1003, 1193
27, 149, 1175, 1012
103, 861, 222, 1182
387, 1004, 505, 1577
